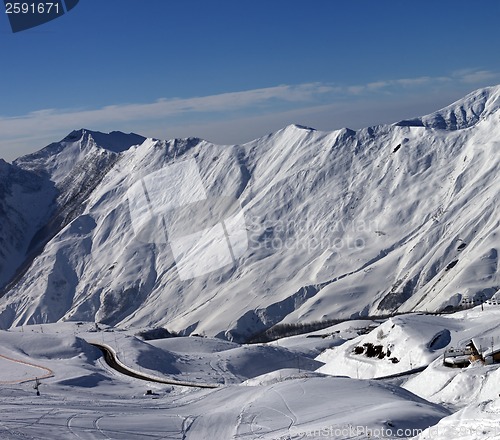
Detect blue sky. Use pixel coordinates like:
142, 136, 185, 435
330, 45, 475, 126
1, 0, 500, 161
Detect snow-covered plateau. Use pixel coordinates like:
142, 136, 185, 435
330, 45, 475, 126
0, 85, 499, 438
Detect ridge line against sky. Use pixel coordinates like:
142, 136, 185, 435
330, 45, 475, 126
1, 68, 498, 162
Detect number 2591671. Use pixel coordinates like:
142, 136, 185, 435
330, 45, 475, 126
5, 2, 60, 14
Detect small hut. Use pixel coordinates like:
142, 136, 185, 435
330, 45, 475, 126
469, 337, 500, 365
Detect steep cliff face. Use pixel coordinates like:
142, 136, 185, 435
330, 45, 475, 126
0, 87, 499, 341
0, 157, 57, 291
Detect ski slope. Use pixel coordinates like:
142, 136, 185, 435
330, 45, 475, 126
1, 308, 499, 439
0, 321, 450, 439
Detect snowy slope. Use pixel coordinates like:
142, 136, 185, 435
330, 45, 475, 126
0, 313, 498, 439
316, 307, 500, 380
0, 86, 499, 341
397, 86, 500, 130
315, 307, 500, 440
0, 322, 451, 440
400, 308, 500, 440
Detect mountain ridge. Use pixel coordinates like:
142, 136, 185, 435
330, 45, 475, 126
0, 85, 499, 341
396, 85, 500, 130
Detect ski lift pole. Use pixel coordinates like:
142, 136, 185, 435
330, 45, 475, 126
34, 377, 41, 396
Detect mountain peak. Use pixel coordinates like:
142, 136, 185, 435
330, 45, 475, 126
289, 123, 317, 131
65, 129, 147, 153
15, 129, 147, 167
396, 84, 500, 130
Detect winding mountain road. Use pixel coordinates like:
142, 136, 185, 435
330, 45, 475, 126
89, 342, 219, 389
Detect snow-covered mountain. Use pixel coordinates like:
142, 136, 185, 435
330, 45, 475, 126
0, 86, 499, 340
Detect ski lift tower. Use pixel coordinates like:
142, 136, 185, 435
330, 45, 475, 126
34, 377, 41, 396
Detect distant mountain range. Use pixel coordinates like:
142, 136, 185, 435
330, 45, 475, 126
1, 86, 499, 341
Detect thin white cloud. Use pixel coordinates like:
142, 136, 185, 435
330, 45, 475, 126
0, 69, 498, 161
347, 69, 497, 95
0, 83, 333, 140
367, 81, 389, 90
350, 76, 442, 94
347, 85, 366, 95
454, 69, 499, 84
395, 76, 437, 86
1, 70, 495, 139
